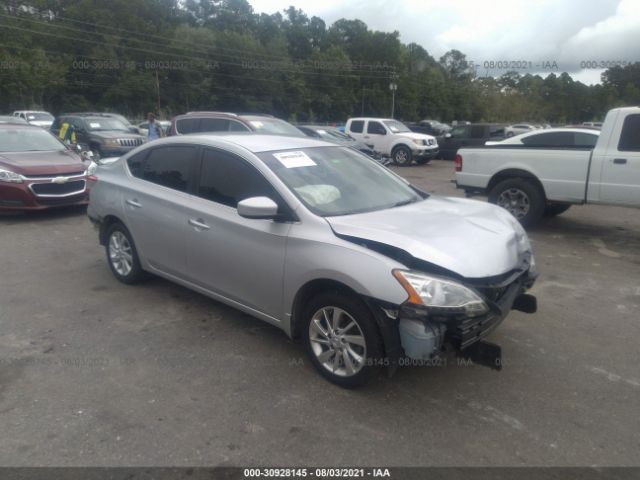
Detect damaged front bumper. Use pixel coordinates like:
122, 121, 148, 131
369, 268, 537, 373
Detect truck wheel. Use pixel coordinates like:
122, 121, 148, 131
392, 146, 413, 166
489, 178, 545, 227
303, 292, 383, 388
544, 203, 571, 217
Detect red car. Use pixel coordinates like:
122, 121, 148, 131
0, 124, 91, 211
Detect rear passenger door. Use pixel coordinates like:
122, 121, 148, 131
183, 148, 292, 321
123, 145, 200, 277
347, 120, 366, 144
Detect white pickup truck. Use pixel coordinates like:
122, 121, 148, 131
455, 106, 640, 226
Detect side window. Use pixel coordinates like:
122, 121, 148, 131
176, 118, 200, 134
450, 126, 466, 138
469, 125, 485, 139
141, 146, 199, 192
618, 114, 640, 152
349, 120, 364, 133
522, 132, 574, 147
197, 148, 280, 209
127, 150, 149, 178
367, 121, 386, 135
574, 132, 598, 148
229, 120, 251, 132
199, 118, 230, 132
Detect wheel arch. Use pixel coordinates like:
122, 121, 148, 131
99, 214, 127, 246
488, 168, 547, 200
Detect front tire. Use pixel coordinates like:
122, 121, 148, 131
303, 292, 383, 388
392, 146, 413, 166
488, 178, 545, 228
105, 222, 145, 284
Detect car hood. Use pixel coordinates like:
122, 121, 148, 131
326, 196, 530, 279
396, 131, 436, 142
0, 150, 86, 175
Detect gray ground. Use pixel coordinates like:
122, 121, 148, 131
0, 160, 639, 467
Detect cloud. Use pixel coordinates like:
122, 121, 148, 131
248, 0, 639, 84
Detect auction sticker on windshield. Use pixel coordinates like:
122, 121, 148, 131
273, 150, 316, 168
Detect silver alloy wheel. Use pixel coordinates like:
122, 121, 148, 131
309, 306, 367, 377
108, 231, 133, 276
497, 188, 530, 219
394, 149, 409, 164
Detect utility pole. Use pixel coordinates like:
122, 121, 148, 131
389, 80, 398, 118
155, 70, 161, 115
361, 85, 366, 116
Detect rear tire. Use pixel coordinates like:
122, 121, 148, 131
544, 203, 571, 217
488, 178, 545, 228
303, 292, 383, 388
105, 222, 145, 284
392, 146, 413, 166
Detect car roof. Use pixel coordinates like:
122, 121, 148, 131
152, 133, 335, 153
348, 118, 396, 122
0, 123, 45, 130
504, 127, 600, 141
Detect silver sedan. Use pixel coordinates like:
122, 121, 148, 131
88, 134, 537, 387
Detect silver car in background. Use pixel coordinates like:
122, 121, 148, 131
88, 134, 538, 387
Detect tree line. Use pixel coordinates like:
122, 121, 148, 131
1, 0, 639, 123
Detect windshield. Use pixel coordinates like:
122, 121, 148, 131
85, 118, 129, 131
26, 112, 54, 121
259, 146, 423, 216
245, 118, 304, 136
0, 128, 66, 152
383, 120, 411, 133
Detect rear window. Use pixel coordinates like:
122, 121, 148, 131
618, 114, 640, 152
349, 120, 364, 133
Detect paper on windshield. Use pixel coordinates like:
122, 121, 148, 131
249, 121, 264, 128
273, 150, 316, 168
89, 122, 101, 128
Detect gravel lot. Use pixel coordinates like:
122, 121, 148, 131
1, 160, 639, 466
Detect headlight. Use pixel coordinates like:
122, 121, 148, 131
0, 168, 24, 183
412, 139, 424, 145
103, 139, 120, 148
393, 270, 488, 316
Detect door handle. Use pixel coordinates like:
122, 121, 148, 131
613, 158, 627, 165
126, 199, 142, 208
188, 218, 210, 231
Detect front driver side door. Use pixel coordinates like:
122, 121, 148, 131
184, 147, 292, 321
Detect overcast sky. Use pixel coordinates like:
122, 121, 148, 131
249, 0, 640, 84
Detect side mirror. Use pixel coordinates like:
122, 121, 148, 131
445, 133, 452, 139
237, 196, 279, 219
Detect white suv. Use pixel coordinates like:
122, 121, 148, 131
345, 118, 438, 166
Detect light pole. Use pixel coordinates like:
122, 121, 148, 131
389, 81, 398, 118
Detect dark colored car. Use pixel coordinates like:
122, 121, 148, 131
407, 119, 451, 137
66, 112, 140, 134
168, 112, 305, 137
296, 125, 382, 160
438, 123, 507, 160
51, 114, 145, 159
0, 124, 91, 211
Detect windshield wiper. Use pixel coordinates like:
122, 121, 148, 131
391, 198, 419, 208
